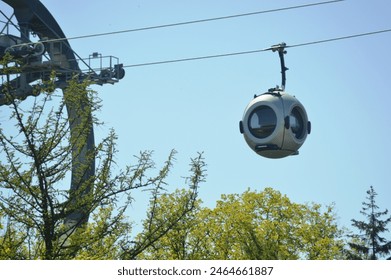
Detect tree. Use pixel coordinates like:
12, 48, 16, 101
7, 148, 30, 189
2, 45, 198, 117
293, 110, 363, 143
133, 188, 205, 260
121, 152, 206, 260
0, 55, 206, 259
347, 186, 391, 260
137, 187, 345, 260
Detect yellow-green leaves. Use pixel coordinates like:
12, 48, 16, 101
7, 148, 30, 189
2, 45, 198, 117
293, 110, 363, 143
137, 187, 344, 260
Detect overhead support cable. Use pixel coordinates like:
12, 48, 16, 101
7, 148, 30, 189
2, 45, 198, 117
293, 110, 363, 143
10, 0, 345, 45
121, 28, 391, 68
286, 29, 391, 48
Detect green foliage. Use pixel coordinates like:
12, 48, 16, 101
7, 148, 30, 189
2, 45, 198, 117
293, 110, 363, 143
124, 152, 206, 259
137, 187, 345, 260
346, 186, 391, 260
134, 189, 203, 260
0, 59, 205, 259
65, 205, 131, 260
0, 209, 26, 259
0, 55, 346, 260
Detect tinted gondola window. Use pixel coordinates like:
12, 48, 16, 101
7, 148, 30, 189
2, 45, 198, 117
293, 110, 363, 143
248, 105, 277, 138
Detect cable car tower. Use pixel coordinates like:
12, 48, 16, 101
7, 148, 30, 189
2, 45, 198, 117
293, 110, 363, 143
0, 0, 125, 229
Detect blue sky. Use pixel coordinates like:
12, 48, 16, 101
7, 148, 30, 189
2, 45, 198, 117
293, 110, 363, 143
2, 0, 391, 238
